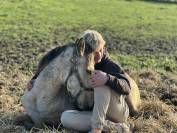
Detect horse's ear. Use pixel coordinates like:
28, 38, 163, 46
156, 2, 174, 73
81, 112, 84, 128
75, 38, 85, 56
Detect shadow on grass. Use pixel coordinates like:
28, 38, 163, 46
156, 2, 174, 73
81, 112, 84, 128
141, 0, 177, 4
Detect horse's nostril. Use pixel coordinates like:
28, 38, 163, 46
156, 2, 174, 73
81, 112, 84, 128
86, 69, 92, 75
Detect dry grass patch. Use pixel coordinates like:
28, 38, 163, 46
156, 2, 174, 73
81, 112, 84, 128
0, 69, 29, 132
130, 100, 177, 133
0, 68, 177, 133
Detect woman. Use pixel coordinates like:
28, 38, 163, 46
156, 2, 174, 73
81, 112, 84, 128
27, 30, 133, 133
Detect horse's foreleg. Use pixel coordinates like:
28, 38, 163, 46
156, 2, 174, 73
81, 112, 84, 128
21, 93, 43, 128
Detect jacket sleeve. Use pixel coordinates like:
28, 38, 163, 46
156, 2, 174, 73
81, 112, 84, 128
95, 52, 131, 95
105, 71, 131, 95
31, 46, 64, 80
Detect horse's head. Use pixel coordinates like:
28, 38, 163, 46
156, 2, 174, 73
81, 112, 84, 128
76, 30, 105, 73
74, 30, 105, 87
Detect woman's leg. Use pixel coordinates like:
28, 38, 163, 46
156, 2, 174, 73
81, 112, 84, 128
91, 86, 111, 130
106, 89, 129, 123
61, 110, 131, 133
61, 86, 130, 132
91, 85, 130, 132
61, 110, 92, 132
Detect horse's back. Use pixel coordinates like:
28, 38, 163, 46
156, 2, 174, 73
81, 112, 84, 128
125, 73, 141, 115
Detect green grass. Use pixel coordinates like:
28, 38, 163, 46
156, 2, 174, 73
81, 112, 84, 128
1, 0, 177, 41
111, 53, 177, 73
0, 0, 177, 73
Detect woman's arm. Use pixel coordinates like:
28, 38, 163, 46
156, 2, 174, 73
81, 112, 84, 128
95, 53, 131, 95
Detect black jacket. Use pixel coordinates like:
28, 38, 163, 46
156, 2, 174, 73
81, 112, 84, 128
95, 49, 131, 95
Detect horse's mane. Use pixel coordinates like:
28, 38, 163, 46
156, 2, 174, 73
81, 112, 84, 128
32, 42, 75, 80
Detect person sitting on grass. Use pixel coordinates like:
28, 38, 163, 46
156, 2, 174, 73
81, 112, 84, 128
27, 30, 133, 133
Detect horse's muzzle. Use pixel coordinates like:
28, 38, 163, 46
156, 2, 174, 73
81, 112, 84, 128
86, 69, 93, 75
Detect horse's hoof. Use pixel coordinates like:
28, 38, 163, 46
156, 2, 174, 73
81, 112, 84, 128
24, 121, 34, 130
14, 113, 32, 126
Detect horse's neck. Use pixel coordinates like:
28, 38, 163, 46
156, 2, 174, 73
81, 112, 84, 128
44, 46, 74, 83
77, 60, 92, 88
54, 46, 74, 65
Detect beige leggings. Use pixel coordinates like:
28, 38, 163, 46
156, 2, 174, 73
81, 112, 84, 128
61, 85, 129, 132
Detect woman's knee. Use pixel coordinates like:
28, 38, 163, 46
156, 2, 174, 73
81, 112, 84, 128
61, 110, 91, 131
94, 85, 111, 98
60, 110, 74, 127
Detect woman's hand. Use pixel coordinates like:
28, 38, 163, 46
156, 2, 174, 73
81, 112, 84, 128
90, 70, 108, 88
26, 79, 35, 91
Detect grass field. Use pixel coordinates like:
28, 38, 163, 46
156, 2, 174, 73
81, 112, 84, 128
0, 0, 177, 132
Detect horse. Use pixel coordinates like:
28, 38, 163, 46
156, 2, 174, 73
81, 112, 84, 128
20, 37, 96, 128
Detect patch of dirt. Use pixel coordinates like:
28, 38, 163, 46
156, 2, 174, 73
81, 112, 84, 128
1, 29, 177, 74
